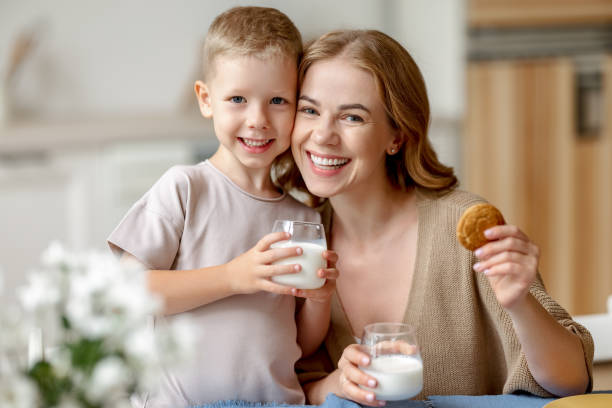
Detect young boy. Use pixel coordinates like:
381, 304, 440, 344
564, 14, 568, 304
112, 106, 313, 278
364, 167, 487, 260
107, 7, 337, 407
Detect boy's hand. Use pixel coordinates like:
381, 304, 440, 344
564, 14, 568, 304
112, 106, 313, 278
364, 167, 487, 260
226, 231, 302, 296
292, 250, 339, 303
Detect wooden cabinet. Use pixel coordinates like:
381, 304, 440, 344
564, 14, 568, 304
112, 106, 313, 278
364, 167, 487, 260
464, 57, 612, 315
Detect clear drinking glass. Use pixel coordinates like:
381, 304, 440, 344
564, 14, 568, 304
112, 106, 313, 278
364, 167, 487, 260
270, 220, 327, 289
359, 322, 423, 401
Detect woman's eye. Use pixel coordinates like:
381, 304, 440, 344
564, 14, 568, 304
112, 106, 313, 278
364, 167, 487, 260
230, 96, 246, 103
344, 114, 364, 123
299, 107, 317, 115
270, 97, 286, 105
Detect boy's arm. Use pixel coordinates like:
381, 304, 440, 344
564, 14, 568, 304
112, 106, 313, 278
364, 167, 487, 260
119, 231, 302, 315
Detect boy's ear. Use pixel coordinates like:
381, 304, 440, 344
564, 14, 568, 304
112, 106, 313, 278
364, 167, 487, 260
194, 80, 213, 118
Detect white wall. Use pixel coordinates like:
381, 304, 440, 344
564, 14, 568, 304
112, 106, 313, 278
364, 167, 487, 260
0, 0, 465, 120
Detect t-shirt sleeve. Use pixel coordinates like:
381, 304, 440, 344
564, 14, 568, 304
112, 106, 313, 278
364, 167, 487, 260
478, 270, 594, 396
107, 167, 188, 270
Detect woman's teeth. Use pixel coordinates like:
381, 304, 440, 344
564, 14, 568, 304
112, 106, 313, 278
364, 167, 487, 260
310, 153, 349, 169
242, 138, 272, 147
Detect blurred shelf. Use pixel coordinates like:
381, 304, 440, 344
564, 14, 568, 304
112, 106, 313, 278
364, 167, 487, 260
0, 114, 214, 156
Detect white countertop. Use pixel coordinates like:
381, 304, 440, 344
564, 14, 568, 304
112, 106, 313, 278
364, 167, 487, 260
0, 114, 215, 155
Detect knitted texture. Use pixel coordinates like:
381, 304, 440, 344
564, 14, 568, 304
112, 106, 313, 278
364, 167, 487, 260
311, 188, 594, 398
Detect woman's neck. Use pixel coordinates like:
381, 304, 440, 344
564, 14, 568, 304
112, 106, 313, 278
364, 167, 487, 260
329, 178, 417, 241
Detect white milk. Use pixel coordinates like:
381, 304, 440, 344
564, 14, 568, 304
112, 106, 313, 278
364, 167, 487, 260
360, 355, 423, 401
271, 241, 326, 289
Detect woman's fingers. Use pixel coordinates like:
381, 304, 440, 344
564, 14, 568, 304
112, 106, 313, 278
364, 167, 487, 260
318, 267, 338, 279
341, 344, 371, 367
475, 233, 539, 261
341, 376, 383, 406
323, 249, 338, 266
483, 224, 529, 241
338, 348, 383, 407
473, 251, 536, 274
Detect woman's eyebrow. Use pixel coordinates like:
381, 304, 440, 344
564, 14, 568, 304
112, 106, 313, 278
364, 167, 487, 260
338, 103, 370, 113
299, 95, 319, 105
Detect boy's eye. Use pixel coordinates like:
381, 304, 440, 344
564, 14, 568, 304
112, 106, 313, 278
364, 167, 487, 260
270, 97, 287, 105
230, 96, 246, 103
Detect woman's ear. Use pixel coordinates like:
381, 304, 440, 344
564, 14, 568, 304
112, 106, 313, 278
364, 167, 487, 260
386, 131, 405, 155
194, 80, 213, 118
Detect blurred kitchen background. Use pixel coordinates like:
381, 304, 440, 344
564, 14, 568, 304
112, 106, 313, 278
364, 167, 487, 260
1, 0, 611, 373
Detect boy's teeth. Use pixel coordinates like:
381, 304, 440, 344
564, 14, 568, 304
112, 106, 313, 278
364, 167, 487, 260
243, 138, 271, 147
310, 153, 349, 167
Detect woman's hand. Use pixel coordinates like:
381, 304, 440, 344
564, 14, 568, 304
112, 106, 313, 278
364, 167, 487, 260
292, 250, 339, 303
472, 224, 540, 310
337, 344, 385, 407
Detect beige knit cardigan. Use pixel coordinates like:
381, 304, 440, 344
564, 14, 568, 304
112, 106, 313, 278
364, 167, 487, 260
299, 188, 594, 398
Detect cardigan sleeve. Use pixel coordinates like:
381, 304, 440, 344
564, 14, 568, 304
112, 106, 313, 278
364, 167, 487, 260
477, 269, 594, 396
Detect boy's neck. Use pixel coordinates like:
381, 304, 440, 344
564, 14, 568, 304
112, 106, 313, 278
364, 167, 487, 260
209, 149, 282, 198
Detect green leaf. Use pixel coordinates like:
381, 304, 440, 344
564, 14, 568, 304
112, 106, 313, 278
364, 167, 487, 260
27, 361, 71, 407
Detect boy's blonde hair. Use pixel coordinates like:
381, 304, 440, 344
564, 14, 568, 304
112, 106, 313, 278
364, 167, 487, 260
203, 6, 303, 80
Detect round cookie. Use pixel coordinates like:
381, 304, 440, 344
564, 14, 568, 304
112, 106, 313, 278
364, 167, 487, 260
457, 203, 505, 251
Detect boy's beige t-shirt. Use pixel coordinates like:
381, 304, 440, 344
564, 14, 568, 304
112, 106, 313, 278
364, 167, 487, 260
108, 160, 320, 407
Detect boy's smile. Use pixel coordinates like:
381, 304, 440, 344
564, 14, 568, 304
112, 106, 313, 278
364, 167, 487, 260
195, 55, 297, 179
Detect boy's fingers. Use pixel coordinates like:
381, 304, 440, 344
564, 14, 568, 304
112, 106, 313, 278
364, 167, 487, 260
262, 246, 302, 264
266, 263, 300, 276
259, 280, 294, 295
256, 231, 290, 250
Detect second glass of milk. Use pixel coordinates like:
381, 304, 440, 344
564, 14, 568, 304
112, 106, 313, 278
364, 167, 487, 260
359, 322, 423, 401
270, 220, 327, 289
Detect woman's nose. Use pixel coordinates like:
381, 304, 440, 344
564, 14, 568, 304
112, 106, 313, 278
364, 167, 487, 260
312, 117, 339, 145
246, 105, 269, 130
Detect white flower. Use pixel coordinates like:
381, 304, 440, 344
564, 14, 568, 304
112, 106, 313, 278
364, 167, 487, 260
18, 270, 61, 313
86, 357, 131, 403
0, 372, 38, 408
41, 241, 69, 268
0, 242, 195, 408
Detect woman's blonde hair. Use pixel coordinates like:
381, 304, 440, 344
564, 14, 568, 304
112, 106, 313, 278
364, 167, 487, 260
202, 6, 302, 80
275, 30, 457, 206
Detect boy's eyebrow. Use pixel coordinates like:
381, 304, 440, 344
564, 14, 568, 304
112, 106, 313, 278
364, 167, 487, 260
299, 95, 371, 113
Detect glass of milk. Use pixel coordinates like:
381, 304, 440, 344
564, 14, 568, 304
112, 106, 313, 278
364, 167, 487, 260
270, 220, 327, 289
359, 322, 423, 401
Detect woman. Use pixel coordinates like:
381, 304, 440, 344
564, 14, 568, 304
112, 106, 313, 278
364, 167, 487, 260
276, 30, 593, 406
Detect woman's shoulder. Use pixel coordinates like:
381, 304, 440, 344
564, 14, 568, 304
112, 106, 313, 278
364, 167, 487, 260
416, 187, 489, 215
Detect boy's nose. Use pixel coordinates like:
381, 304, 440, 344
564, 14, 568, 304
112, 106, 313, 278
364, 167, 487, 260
246, 105, 269, 130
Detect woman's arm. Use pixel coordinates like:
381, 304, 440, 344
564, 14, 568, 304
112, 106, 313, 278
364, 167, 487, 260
473, 225, 589, 396
506, 293, 589, 396
295, 250, 338, 356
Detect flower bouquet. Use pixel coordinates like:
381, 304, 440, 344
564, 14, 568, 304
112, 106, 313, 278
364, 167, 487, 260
0, 243, 194, 408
